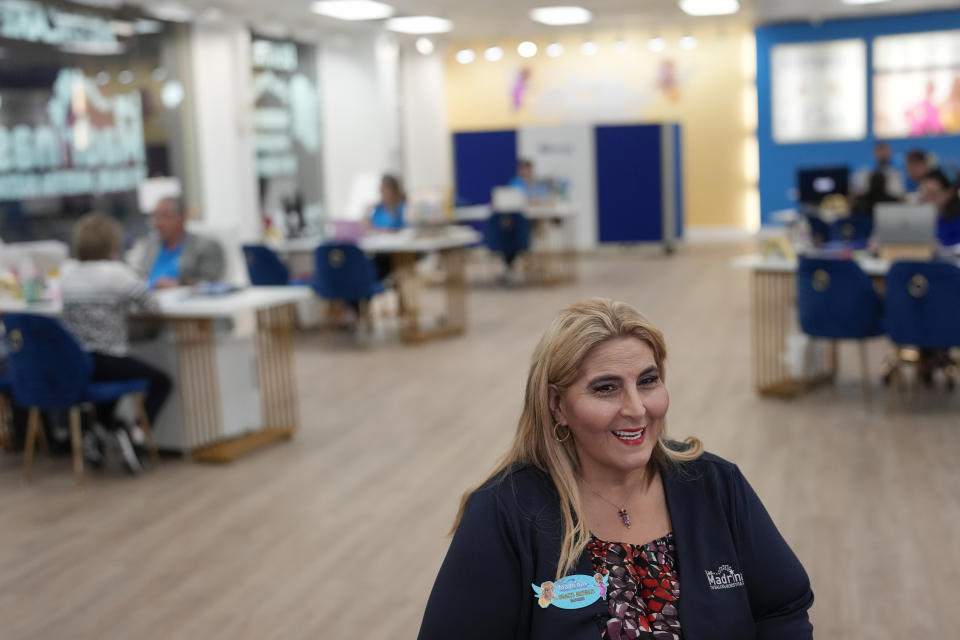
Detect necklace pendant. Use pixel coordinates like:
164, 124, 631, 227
619, 508, 631, 528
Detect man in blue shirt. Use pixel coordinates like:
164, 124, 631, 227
135, 197, 226, 289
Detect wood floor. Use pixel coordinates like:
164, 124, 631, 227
1, 243, 958, 639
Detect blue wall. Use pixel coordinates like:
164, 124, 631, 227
757, 9, 960, 225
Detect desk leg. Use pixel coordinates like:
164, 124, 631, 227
752, 271, 835, 397
394, 249, 468, 344
190, 305, 299, 463
172, 319, 225, 449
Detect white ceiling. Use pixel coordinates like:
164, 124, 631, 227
127, 0, 960, 40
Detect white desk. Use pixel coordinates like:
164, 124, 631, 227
1, 286, 311, 462
453, 202, 576, 222
278, 227, 482, 343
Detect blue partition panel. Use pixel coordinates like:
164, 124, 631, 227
453, 130, 518, 206
595, 125, 663, 243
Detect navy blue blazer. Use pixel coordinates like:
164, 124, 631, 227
418, 452, 813, 639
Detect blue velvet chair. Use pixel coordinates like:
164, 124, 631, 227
884, 261, 960, 393
485, 212, 531, 278
796, 257, 885, 404
1, 313, 158, 483
312, 243, 385, 329
242, 244, 292, 286
828, 216, 873, 248
804, 214, 830, 246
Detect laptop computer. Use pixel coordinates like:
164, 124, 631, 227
874, 203, 937, 246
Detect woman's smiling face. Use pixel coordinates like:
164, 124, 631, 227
549, 337, 669, 477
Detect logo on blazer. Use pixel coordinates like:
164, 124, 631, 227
705, 564, 744, 590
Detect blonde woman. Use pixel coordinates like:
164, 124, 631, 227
418, 299, 812, 640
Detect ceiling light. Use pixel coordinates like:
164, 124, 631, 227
580, 41, 598, 56
416, 37, 435, 55
96, 71, 111, 85
518, 41, 538, 58
485, 46, 504, 62
679, 36, 697, 50
529, 6, 592, 26
135, 19, 163, 34
108, 20, 136, 37
386, 16, 453, 34
59, 41, 126, 55
310, 1, 394, 21
456, 49, 475, 64
117, 69, 134, 84
162, 80, 185, 108
152, 67, 168, 82
144, 3, 195, 22
648, 37, 666, 52
679, 0, 740, 16
546, 42, 564, 58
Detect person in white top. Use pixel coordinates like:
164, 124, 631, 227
60, 213, 172, 473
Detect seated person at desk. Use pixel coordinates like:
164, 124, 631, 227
368, 174, 407, 282
61, 213, 172, 473
852, 141, 905, 198
850, 170, 900, 218
369, 174, 406, 231
134, 196, 225, 289
920, 168, 960, 246
905, 149, 935, 201
508, 158, 550, 200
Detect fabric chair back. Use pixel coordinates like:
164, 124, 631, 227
796, 257, 884, 339
313, 243, 382, 301
885, 261, 960, 348
1, 313, 92, 409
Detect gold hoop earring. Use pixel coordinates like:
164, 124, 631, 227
554, 423, 571, 442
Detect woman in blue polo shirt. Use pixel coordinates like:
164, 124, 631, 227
369, 174, 406, 231
418, 298, 813, 640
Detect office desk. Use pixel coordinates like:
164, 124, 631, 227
278, 227, 482, 343
731, 255, 890, 398
0, 286, 311, 462
453, 204, 578, 285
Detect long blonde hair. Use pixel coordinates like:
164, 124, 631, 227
451, 298, 703, 579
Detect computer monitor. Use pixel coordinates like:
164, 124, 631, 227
874, 203, 937, 246
797, 167, 849, 205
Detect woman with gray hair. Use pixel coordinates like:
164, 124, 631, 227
61, 213, 171, 473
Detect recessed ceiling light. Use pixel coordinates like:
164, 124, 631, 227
648, 37, 666, 52
59, 41, 126, 55
485, 46, 504, 62
518, 41, 538, 58
679, 36, 697, 50
546, 42, 564, 58
117, 69, 134, 84
135, 19, 163, 34
144, 3, 195, 22
416, 37, 435, 55
580, 41, 598, 56
456, 49, 475, 64
679, 0, 739, 16
529, 6, 592, 26
96, 71, 111, 85
162, 80, 185, 108
310, 1, 394, 21
386, 16, 453, 34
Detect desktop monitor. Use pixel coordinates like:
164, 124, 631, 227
797, 167, 849, 206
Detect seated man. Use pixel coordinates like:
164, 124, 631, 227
134, 197, 225, 289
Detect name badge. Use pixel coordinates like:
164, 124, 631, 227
532, 574, 609, 609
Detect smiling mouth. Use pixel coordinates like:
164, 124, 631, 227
612, 427, 646, 445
